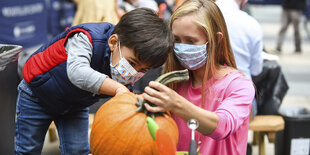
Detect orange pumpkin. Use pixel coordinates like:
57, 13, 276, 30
90, 69, 189, 155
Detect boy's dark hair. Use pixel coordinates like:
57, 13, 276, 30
114, 8, 174, 68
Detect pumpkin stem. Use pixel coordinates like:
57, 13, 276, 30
135, 97, 143, 107
135, 69, 189, 116
154, 69, 189, 85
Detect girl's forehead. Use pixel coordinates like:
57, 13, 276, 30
172, 15, 202, 29
174, 15, 195, 24
172, 16, 205, 37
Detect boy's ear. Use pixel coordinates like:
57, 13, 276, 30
108, 34, 119, 52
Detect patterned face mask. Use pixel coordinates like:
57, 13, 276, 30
110, 42, 144, 86
174, 42, 208, 70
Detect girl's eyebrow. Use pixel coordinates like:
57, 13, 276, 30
175, 33, 200, 41
184, 35, 199, 41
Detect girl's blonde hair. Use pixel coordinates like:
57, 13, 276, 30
163, 0, 237, 107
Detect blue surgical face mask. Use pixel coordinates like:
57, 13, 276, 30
110, 42, 144, 86
174, 42, 208, 70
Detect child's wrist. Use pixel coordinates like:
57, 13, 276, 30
115, 86, 129, 95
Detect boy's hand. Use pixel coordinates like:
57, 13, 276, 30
115, 86, 130, 95
98, 78, 130, 96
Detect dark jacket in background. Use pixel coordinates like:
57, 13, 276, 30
282, 0, 307, 10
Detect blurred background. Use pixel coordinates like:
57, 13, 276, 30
0, 0, 309, 154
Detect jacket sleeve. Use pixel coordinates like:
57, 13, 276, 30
66, 32, 107, 94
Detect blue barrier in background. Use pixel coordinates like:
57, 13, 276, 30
0, 0, 48, 49
0, 0, 76, 49
47, 0, 76, 37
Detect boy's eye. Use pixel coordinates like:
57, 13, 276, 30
140, 68, 148, 73
129, 61, 136, 67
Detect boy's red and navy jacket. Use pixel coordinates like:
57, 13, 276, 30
22, 23, 114, 114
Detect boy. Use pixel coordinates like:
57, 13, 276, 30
15, 8, 173, 155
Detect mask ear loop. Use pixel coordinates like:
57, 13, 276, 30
110, 41, 123, 67
118, 41, 123, 58
117, 41, 138, 76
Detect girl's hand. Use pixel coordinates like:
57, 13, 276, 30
143, 81, 181, 113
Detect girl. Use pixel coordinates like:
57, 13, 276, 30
143, 0, 255, 154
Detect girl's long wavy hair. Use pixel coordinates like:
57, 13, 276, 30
163, 0, 237, 108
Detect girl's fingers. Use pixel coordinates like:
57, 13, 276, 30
148, 81, 170, 92
143, 81, 177, 112
142, 92, 164, 106
144, 103, 165, 113
144, 85, 164, 100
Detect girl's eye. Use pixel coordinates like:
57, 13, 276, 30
187, 39, 195, 44
174, 37, 181, 43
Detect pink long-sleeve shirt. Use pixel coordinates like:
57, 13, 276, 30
173, 70, 255, 155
